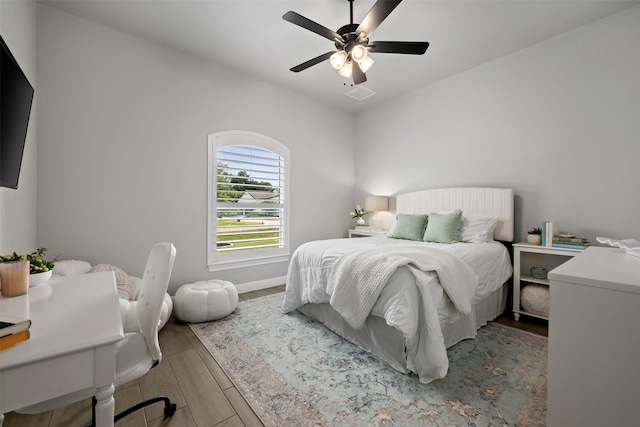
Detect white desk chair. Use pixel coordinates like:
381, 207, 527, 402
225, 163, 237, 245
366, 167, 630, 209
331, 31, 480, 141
16, 242, 177, 426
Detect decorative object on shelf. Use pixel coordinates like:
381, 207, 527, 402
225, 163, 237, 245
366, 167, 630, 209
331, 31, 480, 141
520, 283, 549, 318
530, 266, 548, 279
541, 221, 555, 247
552, 234, 590, 250
350, 205, 368, 225
596, 237, 640, 258
527, 227, 542, 245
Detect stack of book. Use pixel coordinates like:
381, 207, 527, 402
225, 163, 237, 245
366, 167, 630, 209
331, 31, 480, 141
552, 236, 590, 250
541, 221, 555, 247
0, 315, 31, 350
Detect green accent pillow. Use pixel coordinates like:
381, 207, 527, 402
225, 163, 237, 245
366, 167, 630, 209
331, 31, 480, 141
389, 214, 428, 241
423, 209, 464, 244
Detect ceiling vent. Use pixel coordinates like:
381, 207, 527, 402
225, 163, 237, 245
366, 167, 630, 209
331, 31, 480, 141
345, 85, 377, 101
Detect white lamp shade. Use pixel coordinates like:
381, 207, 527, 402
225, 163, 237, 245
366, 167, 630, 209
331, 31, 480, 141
338, 60, 353, 78
330, 51, 348, 70
351, 45, 368, 63
358, 56, 374, 73
365, 195, 389, 212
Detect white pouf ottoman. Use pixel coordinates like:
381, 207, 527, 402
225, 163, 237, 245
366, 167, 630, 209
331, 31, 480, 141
173, 280, 238, 323
520, 283, 549, 318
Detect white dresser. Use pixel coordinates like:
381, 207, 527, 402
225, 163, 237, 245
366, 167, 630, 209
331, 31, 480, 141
547, 246, 640, 427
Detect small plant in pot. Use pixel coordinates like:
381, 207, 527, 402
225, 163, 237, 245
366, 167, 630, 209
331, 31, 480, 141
527, 227, 542, 245
0, 247, 56, 286
350, 205, 368, 226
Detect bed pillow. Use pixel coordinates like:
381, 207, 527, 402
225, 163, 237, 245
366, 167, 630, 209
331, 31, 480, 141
388, 214, 428, 241
52, 259, 92, 276
89, 263, 133, 300
460, 215, 499, 243
423, 209, 463, 244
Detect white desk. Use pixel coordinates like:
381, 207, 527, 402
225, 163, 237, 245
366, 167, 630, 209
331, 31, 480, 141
0, 272, 123, 427
547, 247, 640, 427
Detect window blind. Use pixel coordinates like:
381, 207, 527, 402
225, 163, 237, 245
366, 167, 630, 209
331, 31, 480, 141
215, 145, 285, 255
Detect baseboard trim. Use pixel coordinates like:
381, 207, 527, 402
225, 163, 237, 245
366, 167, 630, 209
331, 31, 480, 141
236, 276, 286, 294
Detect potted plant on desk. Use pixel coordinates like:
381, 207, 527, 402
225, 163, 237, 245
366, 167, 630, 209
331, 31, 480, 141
527, 227, 542, 245
0, 247, 56, 287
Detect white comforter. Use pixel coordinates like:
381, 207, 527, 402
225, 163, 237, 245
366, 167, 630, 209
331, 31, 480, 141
281, 236, 513, 383
328, 246, 478, 330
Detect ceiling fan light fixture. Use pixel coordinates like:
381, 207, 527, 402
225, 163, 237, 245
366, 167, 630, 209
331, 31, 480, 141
284, 0, 429, 86
351, 44, 368, 63
330, 50, 348, 70
358, 56, 374, 73
338, 59, 353, 78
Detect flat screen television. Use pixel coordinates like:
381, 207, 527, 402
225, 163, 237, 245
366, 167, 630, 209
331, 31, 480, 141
1, 34, 34, 189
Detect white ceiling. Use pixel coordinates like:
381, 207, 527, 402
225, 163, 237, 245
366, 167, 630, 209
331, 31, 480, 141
38, 0, 638, 113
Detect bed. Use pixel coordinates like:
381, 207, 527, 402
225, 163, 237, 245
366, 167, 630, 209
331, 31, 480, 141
281, 187, 514, 384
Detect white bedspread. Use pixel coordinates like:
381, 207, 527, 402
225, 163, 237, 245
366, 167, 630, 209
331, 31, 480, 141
327, 246, 477, 330
282, 236, 513, 383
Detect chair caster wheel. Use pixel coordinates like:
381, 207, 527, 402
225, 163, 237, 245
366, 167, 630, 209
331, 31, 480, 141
165, 403, 177, 416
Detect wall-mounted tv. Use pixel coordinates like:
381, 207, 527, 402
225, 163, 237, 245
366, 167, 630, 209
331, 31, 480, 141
1, 34, 34, 189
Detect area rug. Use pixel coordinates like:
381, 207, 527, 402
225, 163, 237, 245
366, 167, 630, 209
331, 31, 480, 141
189, 293, 547, 426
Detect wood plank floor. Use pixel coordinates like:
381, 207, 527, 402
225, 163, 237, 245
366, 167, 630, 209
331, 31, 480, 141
4, 284, 546, 427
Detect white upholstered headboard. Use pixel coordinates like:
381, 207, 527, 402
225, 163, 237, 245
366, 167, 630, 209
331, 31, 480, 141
396, 187, 514, 242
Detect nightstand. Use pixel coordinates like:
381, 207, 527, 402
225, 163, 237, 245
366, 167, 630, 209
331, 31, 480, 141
512, 242, 583, 321
348, 229, 387, 238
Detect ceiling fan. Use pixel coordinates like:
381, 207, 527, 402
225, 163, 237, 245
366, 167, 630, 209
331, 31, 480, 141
283, 0, 429, 85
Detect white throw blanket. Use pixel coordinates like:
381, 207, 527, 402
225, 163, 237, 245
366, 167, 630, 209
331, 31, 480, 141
327, 246, 478, 330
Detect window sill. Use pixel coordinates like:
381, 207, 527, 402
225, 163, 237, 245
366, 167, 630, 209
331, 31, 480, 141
208, 253, 290, 272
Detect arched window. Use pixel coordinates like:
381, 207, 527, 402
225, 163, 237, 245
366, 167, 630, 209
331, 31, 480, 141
207, 131, 290, 271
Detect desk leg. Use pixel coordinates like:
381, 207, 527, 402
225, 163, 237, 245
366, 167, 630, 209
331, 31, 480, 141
94, 383, 115, 427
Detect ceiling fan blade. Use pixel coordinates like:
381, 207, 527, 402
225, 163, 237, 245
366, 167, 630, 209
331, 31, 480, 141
283, 11, 344, 43
352, 62, 367, 85
368, 41, 429, 55
290, 52, 335, 73
356, 0, 402, 39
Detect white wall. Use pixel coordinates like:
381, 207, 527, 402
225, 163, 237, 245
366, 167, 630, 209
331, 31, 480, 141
33, 3, 640, 293
36, 5, 354, 293
354, 5, 640, 244
0, 0, 37, 255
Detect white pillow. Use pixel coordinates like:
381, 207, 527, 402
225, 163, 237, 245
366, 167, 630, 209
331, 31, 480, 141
386, 217, 397, 237
52, 260, 93, 276
459, 216, 498, 243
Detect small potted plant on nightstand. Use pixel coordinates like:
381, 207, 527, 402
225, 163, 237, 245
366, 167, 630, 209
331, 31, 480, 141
350, 205, 368, 226
527, 227, 542, 245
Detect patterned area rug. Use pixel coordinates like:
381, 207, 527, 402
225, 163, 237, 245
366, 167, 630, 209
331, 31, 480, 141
190, 293, 547, 426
